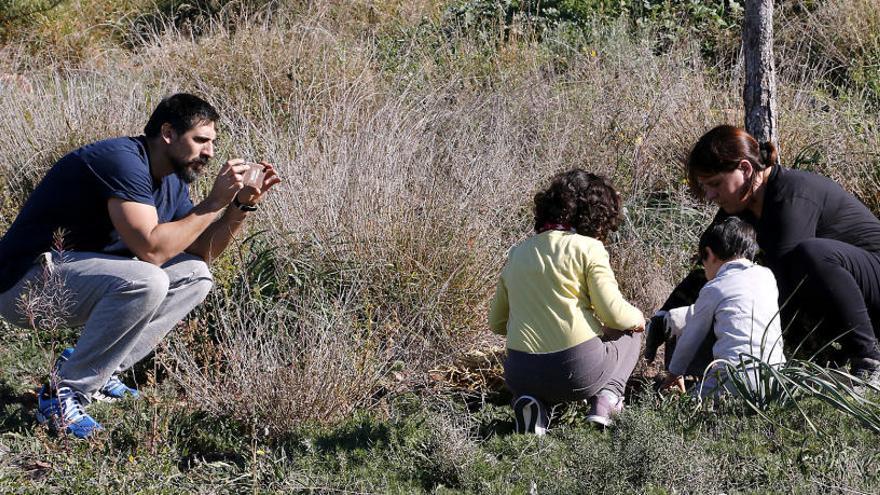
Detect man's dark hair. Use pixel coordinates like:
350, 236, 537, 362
533, 169, 621, 242
143, 93, 219, 138
698, 216, 759, 262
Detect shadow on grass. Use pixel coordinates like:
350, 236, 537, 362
0, 377, 37, 434
312, 418, 393, 453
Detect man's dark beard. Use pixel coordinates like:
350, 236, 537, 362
172, 157, 207, 184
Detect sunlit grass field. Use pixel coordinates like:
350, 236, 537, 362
2, 1, 880, 492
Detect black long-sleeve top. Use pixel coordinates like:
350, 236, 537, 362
716, 166, 880, 270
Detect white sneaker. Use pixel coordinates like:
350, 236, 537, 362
513, 395, 549, 435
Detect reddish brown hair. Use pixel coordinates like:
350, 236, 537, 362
687, 125, 778, 199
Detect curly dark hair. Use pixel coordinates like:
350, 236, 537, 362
533, 169, 622, 242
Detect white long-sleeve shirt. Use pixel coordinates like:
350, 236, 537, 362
667, 259, 786, 376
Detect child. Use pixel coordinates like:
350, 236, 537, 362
489, 169, 646, 434
658, 217, 786, 396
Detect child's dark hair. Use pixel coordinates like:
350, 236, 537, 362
698, 217, 758, 262
533, 169, 621, 242
143, 93, 220, 138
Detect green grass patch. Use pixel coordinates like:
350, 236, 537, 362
3, 329, 879, 494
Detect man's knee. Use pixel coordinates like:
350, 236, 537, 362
126, 263, 171, 308
191, 263, 214, 301
179, 256, 212, 281
166, 255, 214, 300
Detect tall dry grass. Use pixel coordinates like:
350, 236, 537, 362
1, 2, 879, 430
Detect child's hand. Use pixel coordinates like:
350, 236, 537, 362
661, 374, 686, 394
628, 318, 647, 333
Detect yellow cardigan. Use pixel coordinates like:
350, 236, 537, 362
488, 230, 643, 353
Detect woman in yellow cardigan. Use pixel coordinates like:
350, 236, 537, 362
489, 169, 646, 434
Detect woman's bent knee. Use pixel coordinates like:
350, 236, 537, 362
791, 239, 833, 265
786, 239, 848, 283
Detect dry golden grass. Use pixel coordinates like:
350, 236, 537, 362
1, 1, 878, 428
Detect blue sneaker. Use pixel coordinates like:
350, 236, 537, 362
55, 347, 75, 367
36, 385, 103, 439
92, 374, 139, 403
53, 347, 139, 402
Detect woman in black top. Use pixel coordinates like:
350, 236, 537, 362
652, 125, 880, 380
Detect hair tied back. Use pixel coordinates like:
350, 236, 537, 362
758, 141, 776, 167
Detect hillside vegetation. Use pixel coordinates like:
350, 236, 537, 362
1, 1, 879, 492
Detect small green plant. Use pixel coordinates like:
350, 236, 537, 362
15, 229, 72, 341
696, 355, 880, 434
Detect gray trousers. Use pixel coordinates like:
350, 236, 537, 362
0, 251, 213, 396
504, 330, 642, 405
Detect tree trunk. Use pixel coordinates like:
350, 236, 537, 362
743, 0, 780, 164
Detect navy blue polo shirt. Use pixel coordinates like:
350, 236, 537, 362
0, 136, 194, 292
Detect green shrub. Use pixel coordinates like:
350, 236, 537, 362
779, 0, 880, 105
0, 0, 62, 40
442, 0, 742, 58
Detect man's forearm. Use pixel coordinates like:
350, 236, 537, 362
125, 200, 225, 265
186, 204, 250, 262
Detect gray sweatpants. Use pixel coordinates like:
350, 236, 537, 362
0, 251, 213, 396
504, 330, 642, 405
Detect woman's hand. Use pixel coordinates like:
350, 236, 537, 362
661, 374, 686, 394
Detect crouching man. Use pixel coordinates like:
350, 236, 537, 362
0, 93, 280, 438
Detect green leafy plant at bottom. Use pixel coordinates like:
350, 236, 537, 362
693, 354, 880, 434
